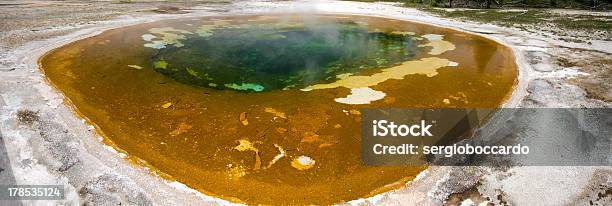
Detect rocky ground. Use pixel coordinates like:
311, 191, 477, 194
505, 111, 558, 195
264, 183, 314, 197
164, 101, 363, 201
0, 0, 610, 205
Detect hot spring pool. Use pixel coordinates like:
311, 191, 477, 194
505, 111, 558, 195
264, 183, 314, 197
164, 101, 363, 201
40, 14, 517, 204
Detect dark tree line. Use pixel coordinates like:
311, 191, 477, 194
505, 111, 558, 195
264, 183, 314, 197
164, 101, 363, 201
402, 0, 610, 9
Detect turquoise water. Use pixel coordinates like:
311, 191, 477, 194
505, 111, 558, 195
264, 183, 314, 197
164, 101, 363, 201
150, 21, 420, 92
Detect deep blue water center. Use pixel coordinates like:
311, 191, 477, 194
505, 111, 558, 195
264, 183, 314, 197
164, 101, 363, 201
151, 21, 419, 92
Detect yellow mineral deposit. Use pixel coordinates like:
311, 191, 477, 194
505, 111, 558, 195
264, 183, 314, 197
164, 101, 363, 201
227, 164, 247, 180
143, 27, 192, 49
319, 143, 334, 148
391, 31, 415, 36
127, 65, 143, 70
234, 139, 262, 170
234, 139, 258, 152
196, 24, 216, 37
161, 102, 172, 109
303, 57, 451, 90
302, 33, 458, 105
186, 68, 199, 77
349, 109, 361, 115
153, 60, 168, 69
418, 34, 456, 55
263, 107, 287, 119
196, 19, 236, 37
334, 87, 386, 104
448, 61, 459, 67
239, 112, 248, 126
